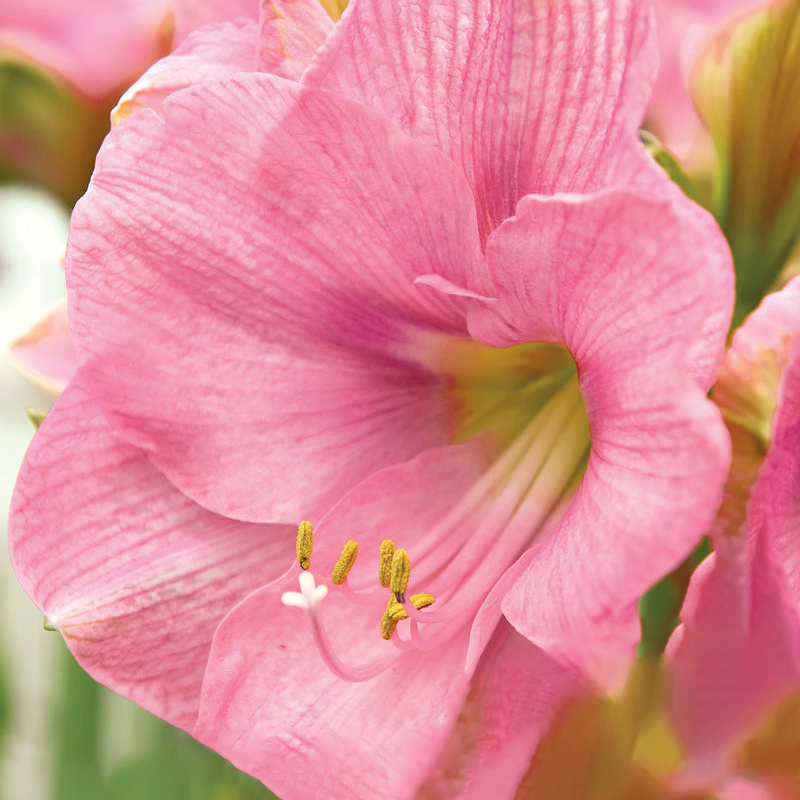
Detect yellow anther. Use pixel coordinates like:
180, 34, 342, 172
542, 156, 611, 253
379, 592, 436, 640
380, 613, 400, 640
410, 593, 435, 610
385, 595, 408, 622
331, 540, 359, 585
378, 539, 395, 587
390, 548, 411, 602
296, 520, 314, 570
380, 595, 406, 639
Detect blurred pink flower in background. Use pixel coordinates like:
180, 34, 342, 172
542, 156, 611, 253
9, 0, 736, 797
0, 0, 172, 101
647, 0, 759, 158
0, 0, 259, 202
667, 276, 800, 793
9, 301, 75, 394
5, 0, 263, 387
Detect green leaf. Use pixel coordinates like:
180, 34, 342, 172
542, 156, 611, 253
637, 538, 711, 659
640, 131, 707, 208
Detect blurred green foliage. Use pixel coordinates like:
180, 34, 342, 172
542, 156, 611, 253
54, 644, 279, 800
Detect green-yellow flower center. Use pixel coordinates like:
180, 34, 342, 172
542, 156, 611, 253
439, 340, 591, 499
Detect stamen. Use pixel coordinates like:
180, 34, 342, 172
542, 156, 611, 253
378, 539, 395, 587
410, 592, 435, 610
331, 540, 359, 585
296, 520, 314, 570
380, 595, 405, 640
390, 548, 411, 603
380, 593, 436, 640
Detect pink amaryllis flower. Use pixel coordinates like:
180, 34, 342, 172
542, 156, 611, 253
0, 0, 259, 201
6, 0, 264, 381
0, 0, 260, 101
667, 276, 800, 794
10, 0, 733, 797
647, 0, 758, 159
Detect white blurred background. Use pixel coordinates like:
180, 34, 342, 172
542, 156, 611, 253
0, 185, 68, 799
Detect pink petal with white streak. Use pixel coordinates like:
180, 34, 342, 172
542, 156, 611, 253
194, 580, 473, 800
9, 377, 295, 730
257, 0, 333, 79
114, 20, 259, 121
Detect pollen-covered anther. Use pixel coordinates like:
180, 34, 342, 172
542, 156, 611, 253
380, 593, 436, 640
380, 613, 400, 640
378, 539, 395, 587
390, 548, 410, 603
380, 595, 405, 639
410, 592, 435, 610
331, 540, 359, 585
385, 595, 408, 622
296, 520, 314, 570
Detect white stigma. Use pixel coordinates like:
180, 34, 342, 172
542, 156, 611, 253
281, 570, 328, 611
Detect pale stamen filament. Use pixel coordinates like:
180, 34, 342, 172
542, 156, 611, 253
382, 388, 589, 641
432, 397, 590, 618
282, 572, 398, 683
415, 378, 584, 581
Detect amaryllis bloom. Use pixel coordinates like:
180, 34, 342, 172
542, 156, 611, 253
646, 0, 757, 159
0, 0, 171, 102
0, 0, 259, 201
690, 0, 800, 325
0, 0, 262, 101
667, 276, 800, 794
10, 1, 734, 797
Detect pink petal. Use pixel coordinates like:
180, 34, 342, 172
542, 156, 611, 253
67, 72, 486, 523
113, 20, 259, 121
9, 377, 295, 730
418, 624, 582, 800
646, 0, 710, 158
666, 548, 800, 782
188, 442, 576, 797
304, 0, 663, 240
193, 582, 474, 799
257, 0, 333, 79
1, 0, 171, 99
466, 189, 732, 681
760, 356, 800, 607
173, 0, 258, 45
9, 299, 76, 392
668, 278, 800, 774
277, 439, 494, 676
